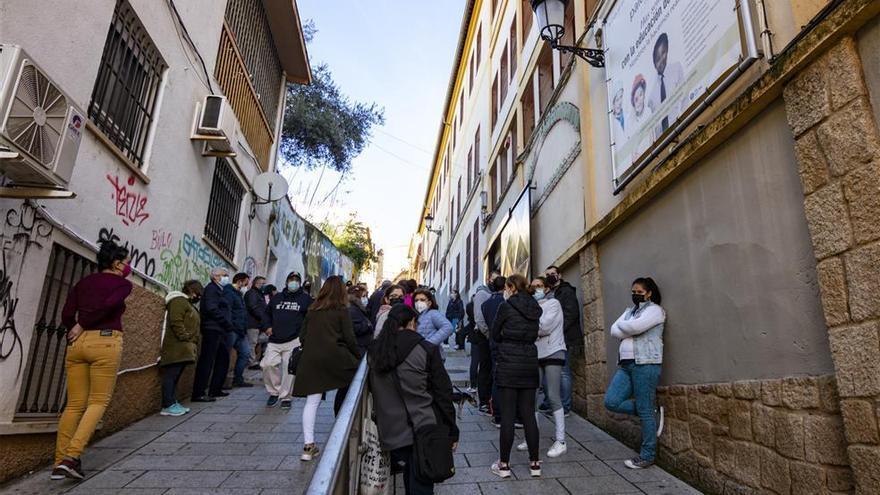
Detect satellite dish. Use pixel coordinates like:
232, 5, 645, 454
253, 172, 289, 203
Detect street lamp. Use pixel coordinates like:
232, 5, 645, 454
424, 213, 442, 235
531, 0, 605, 68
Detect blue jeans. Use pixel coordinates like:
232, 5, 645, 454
227, 332, 251, 382
540, 352, 573, 413
603, 362, 662, 461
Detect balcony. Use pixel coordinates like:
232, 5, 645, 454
215, 22, 275, 171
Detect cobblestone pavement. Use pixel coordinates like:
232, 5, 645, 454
2, 353, 702, 495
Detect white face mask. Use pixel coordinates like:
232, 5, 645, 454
503, 290, 511, 301
219, 276, 230, 286
288, 281, 300, 292
415, 301, 429, 314
533, 289, 545, 301
361, 296, 369, 307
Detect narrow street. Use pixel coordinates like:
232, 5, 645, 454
2, 356, 700, 495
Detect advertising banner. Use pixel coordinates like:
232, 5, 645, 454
604, 0, 743, 182
500, 187, 531, 278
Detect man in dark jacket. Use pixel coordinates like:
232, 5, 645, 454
192, 268, 234, 402
245, 276, 268, 370
367, 280, 391, 323
348, 286, 374, 354
481, 276, 506, 424
224, 273, 251, 388
545, 265, 582, 414
261, 271, 313, 408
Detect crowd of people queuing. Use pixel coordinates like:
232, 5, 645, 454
51, 238, 667, 492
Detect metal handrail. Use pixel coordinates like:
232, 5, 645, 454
305, 358, 370, 495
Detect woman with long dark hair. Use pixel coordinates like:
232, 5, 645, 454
490, 274, 542, 479
52, 240, 133, 481
368, 304, 459, 494
292, 276, 360, 461
604, 277, 666, 470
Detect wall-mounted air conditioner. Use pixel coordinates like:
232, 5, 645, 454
191, 94, 237, 157
0, 44, 84, 189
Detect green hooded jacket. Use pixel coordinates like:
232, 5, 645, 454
160, 291, 200, 366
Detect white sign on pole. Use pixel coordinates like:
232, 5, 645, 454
604, 0, 744, 184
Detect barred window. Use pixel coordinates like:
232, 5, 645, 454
224, 0, 283, 128
205, 158, 245, 259
89, 0, 166, 167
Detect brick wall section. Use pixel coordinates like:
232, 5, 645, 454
783, 36, 880, 495
576, 245, 608, 424
0, 285, 170, 484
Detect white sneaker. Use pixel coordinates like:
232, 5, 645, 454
491, 461, 511, 479
516, 441, 528, 452
300, 443, 320, 461
547, 440, 567, 458
656, 406, 665, 437
529, 461, 542, 477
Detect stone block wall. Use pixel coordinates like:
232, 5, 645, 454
783, 35, 880, 495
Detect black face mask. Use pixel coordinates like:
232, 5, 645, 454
546, 275, 559, 287
388, 297, 404, 306
632, 293, 645, 306
191, 295, 202, 304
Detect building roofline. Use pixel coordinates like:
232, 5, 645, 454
415, 0, 480, 236
263, 0, 312, 84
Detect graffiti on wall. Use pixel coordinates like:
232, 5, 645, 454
150, 229, 173, 251
0, 251, 23, 376
98, 227, 157, 277
268, 199, 353, 289
5, 203, 54, 249
107, 174, 150, 226
156, 233, 227, 290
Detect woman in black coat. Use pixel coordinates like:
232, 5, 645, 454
348, 286, 374, 354
490, 274, 542, 479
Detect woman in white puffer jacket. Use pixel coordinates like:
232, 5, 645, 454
517, 276, 568, 458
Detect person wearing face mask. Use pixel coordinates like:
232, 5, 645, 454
542, 266, 580, 416
348, 285, 374, 354
604, 277, 666, 470
191, 267, 235, 403
159, 280, 204, 417
374, 284, 405, 335
245, 276, 268, 370
52, 239, 133, 481
490, 274, 543, 479
224, 272, 252, 388
413, 288, 454, 357
516, 277, 567, 458
368, 304, 460, 494
261, 272, 313, 409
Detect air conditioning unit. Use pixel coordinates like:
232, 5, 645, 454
0, 44, 84, 189
191, 94, 237, 156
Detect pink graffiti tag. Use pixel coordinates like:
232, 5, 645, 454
107, 175, 150, 226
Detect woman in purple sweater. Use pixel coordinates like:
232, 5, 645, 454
52, 239, 133, 481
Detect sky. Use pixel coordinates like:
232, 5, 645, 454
290, 0, 466, 280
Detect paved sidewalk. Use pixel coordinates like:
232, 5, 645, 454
440, 350, 703, 495
1, 370, 337, 495
2, 353, 703, 495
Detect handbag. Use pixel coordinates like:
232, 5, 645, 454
287, 345, 303, 375
359, 394, 391, 495
390, 344, 455, 484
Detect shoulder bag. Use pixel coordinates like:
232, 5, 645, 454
390, 346, 455, 483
